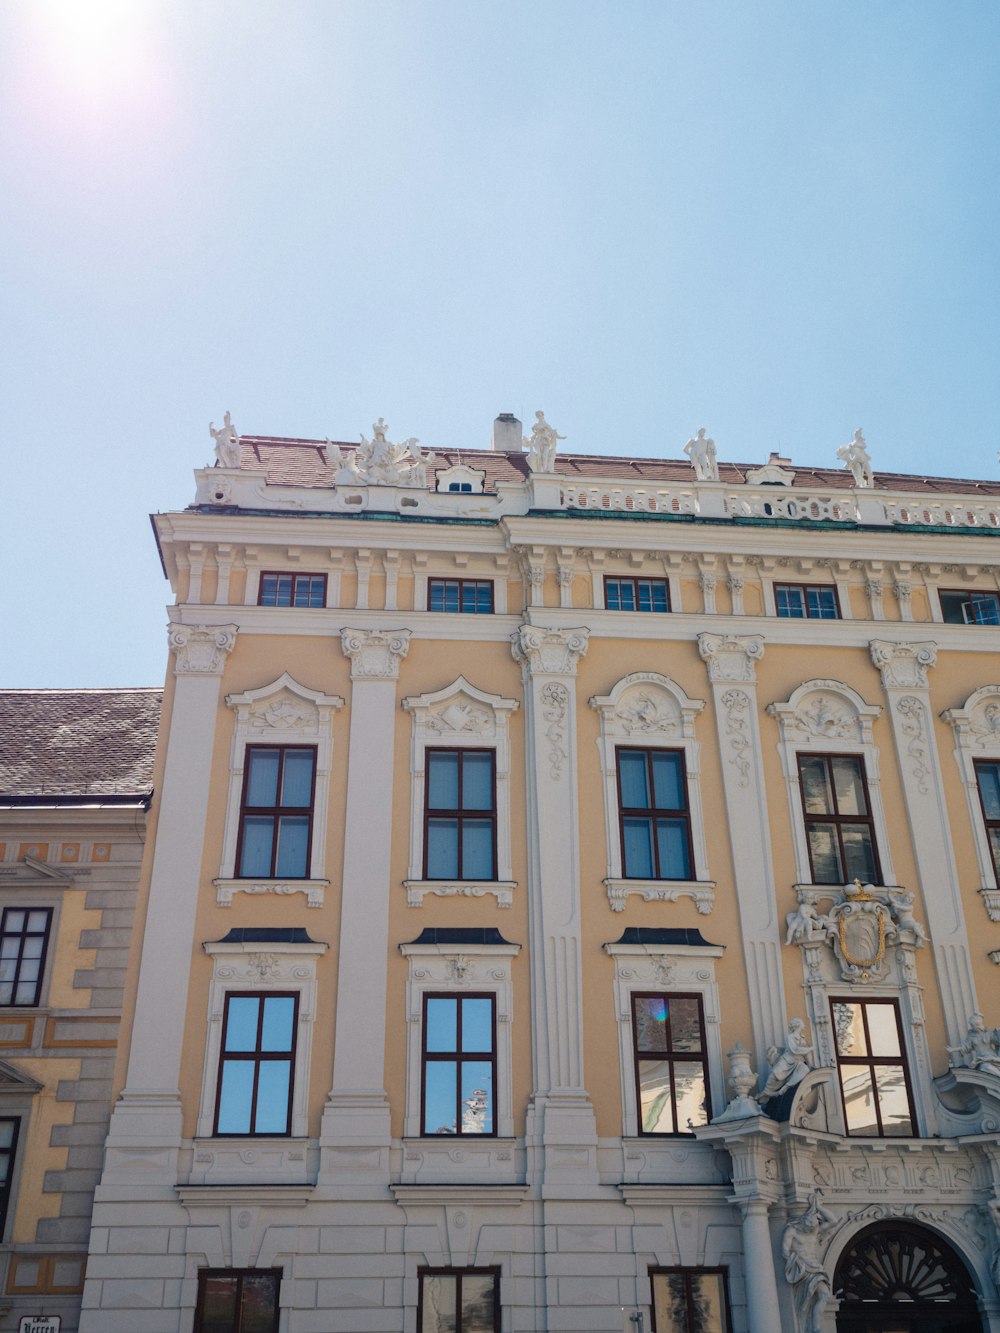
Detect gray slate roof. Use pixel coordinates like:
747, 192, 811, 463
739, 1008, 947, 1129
0, 689, 161, 802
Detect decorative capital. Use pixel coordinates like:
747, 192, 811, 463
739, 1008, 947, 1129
340, 628, 411, 680
869, 639, 937, 690
168, 623, 237, 676
698, 633, 764, 683
511, 624, 589, 676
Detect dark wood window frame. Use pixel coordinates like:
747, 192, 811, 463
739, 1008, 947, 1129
604, 575, 671, 613
0, 907, 53, 1008
974, 758, 1000, 884
423, 748, 498, 881
194, 1268, 282, 1333
421, 992, 497, 1137
0, 1117, 20, 1238
650, 1266, 732, 1333
830, 997, 917, 1138
774, 581, 841, 619
213, 992, 299, 1137
257, 571, 327, 608
427, 578, 495, 614
796, 752, 882, 885
632, 992, 710, 1136
939, 587, 1000, 625
417, 1267, 500, 1332
617, 747, 694, 880
235, 744, 317, 880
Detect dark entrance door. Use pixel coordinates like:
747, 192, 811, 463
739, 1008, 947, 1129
834, 1222, 984, 1333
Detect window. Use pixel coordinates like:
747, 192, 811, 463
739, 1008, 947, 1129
424, 749, 497, 880
631, 993, 709, 1134
418, 1268, 499, 1333
797, 753, 880, 884
775, 583, 839, 619
0, 1119, 19, 1235
651, 1269, 731, 1333
0, 908, 52, 1007
605, 576, 670, 612
940, 588, 1000, 625
831, 998, 915, 1136
618, 749, 693, 880
974, 760, 1000, 882
235, 746, 316, 879
257, 572, 326, 607
421, 994, 495, 1136
214, 993, 298, 1136
448, 482, 472, 492
428, 578, 494, 614
194, 1269, 281, 1333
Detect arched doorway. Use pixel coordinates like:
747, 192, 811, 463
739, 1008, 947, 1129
834, 1221, 985, 1333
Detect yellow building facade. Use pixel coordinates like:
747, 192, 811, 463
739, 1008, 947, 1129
81, 417, 1000, 1332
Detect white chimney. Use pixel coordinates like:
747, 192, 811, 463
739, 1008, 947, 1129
492, 413, 522, 452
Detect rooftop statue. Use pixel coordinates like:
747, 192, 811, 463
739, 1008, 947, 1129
524, 411, 564, 473
210, 411, 241, 468
837, 427, 874, 488
338, 418, 435, 488
683, 426, 719, 482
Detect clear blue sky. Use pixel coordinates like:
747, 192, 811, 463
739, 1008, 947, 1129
2, 1, 999, 687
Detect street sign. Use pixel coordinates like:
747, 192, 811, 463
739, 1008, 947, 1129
18, 1317, 61, 1333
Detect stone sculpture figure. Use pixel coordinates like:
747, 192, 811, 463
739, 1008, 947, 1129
683, 427, 719, 482
949, 1013, 1000, 1077
210, 411, 241, 468
339, 418, 432, 488
759, 1018, 814, 1103
887, 888, 929, 946
524, 411, 564, 473
782, 1193, 838, 1333
836, 427, 874, 488
785, 898, 827, 946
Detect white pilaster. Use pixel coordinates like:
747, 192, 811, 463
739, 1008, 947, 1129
320, 628, 410, 1190
102, 621, 237, 1184
512, 623, 597, 1188
697, 634, 787, 1068
869, 640, 978, 1043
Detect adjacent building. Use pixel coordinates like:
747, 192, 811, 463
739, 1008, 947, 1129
79, 415, 1000, 1331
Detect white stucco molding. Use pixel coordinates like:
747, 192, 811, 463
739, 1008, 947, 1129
942, 685, 1000, 919
511, 623, 589, 677
168, 622, 238, 676
697, 633, 764, 683
340, 627, 411, 679
869, 639, 938, 691
590, 672, 712, 906
220, 673, 344, 888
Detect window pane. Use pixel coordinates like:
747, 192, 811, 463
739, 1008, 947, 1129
20, 938, 42, 959
656, 819, 691, 879
26, 911, 49, 932
841, 826, 876, 883
668, 998, 703, 1053
619, 752, 650, 807
225, 998, 261, 1052
808, 587, 839, 619
979, 763, 1000, 819
0, 1122, 15, 1150
426, 999, 457, 1052
216, 1062, 254, 1134
639, 1060, 675, 1133
831, 757, 867, 815
239, 1273, 280, 1333
14, 982, 37, 1004
0, 941, 17, 960
274, 816, 309, 877
690, 1272, 729, 1332
461, 753, 494, 810
605, 579, 624, 610
651, 752, 685, 809
841, 1066, 879, 1135
246, 750, 280, 806
198, 1275, 239, 1333
460, 999, 493, 1053
634, 996, 670, 1052
239, 817, 274, 877
254, 1061, 292, 1133
799, 757, 833, 813
673, 1062, 708, 1131
461, 1274, 497, 1333
864, 1004, 901, 1056
0, 986, 12, 1005
623, 818, 655, 878
460, 820, 494, 879
460, 1062, 493, 1133
428, 753, 459, 809
261, 997, 295, 1052
776, 586, 806, 617
421, 1274, 457, 1333
427, 820, 459, 878
807, 824, 842, 883
970, 593, 1000, 624
615, 580, 637, 610
832, 1003, 866, 1056
280, 750, 314, 806
990, 827, 1000, 875
425, 1063, 457, 1134
874, 1066, 913, 1135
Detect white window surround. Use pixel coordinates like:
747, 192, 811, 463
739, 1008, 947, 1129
399, 940, 519, 1143
941, 685, 1000, 920
435, 463, 486, 494
603, 941, 726, 1136
401, 677, 519, 908
216, 673, 344, 907
415, 571, 508, 615
196, 938, 327, 1145
0, 1062, 42, 1244
766, 678, 896, 888
589, 673, 713, 913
